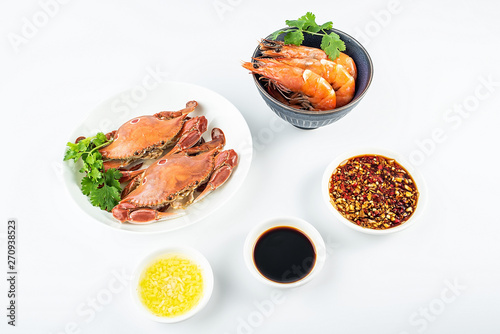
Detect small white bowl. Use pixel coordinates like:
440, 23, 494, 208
322, 148, 427, 235
131, 246, 214, 323
244, 216, 326, 288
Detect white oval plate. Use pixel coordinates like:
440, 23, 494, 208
62, 81, 253, 233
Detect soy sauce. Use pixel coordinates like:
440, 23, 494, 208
253, 226, 316, 283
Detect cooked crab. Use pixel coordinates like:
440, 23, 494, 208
112, 128, 238, 224
96, 100, 206, 170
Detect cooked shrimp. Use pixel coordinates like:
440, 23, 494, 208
260, 39, 328, 60
242, 58, 336, 110
277, 58, 355, 107
259, 39, 357, 80
334, 53, 357, 81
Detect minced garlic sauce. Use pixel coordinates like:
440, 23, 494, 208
138, 255, 204, 317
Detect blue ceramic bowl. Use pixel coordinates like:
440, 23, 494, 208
250, 28, 373, 130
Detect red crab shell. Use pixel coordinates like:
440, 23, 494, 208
126, 149, 218, 207
99, 100, 199, 162
99, 114, 187, 160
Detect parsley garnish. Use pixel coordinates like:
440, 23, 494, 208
64, 133, 122, 212
269, 12, 346, 60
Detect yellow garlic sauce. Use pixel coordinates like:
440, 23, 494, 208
138, 255, 204, 318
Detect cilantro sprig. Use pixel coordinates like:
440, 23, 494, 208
64, 133, 122, 211
269, 12, 346, 60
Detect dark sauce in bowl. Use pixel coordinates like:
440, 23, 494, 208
253, 226, 316, 283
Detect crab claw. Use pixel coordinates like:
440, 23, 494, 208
118, 169, 144, 183
105, 130, 117, 141
166, 116, 208, 156
184, 128, 226, 155
102, 160, 143, 173
112, 202, 185, 224
194, 149, 238, 203
75, 136, 86, 144
112, 202, 136, 222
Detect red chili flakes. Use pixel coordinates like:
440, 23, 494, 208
328, 155, 419, 230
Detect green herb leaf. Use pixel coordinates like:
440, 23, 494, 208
284, 30, 304, 46
86, 152, 96, 165
266, 12, 346, 61
89, 167, 102, 181
285, 19, 305, 30
319, 21, 333, 31
77, 139, 90, 153
64, 132, 123, 212
298, 12, 320, 33
92, 157, 103, 171
81, 176, 97, 196
269, 29, 284, 40
93, 132, 108, 147
105, 168, 122, 190
320, 32, 346, 60
64, 142, 78, 161
90, 184, 121, 211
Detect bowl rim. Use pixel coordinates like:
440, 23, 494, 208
130, 245, 214, 323
251, 27, 374, 116
243, 216, 326, 288
321, 148, 427, 235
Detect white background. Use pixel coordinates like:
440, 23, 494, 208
2, 0, 500, 333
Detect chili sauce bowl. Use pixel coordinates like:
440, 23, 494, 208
322, 148, 427, 235
249, 27, 373, 130
244, 216, 326, 288
131, 246, 214, 323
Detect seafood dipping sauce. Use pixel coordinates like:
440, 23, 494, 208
137, 255, 204, 318
253, 226, 316, 283
328, 154, 419, 230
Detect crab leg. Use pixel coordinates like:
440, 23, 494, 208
154, 100, 198, 119
194, 149, 238, 203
